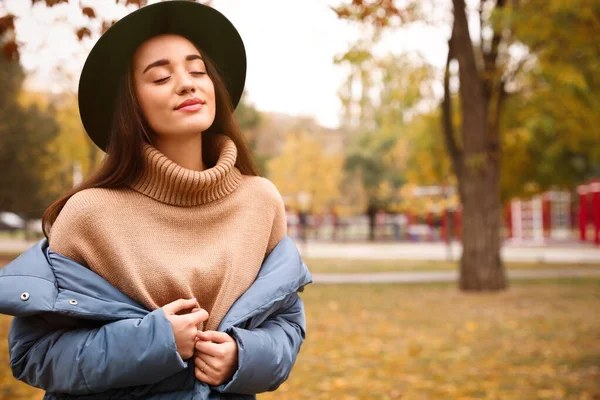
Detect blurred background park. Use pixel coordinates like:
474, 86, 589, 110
0, 0, 599, 399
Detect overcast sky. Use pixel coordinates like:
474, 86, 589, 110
3, 0, 455, 128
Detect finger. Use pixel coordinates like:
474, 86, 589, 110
163, 298, 196, 315
197, 330, 233, 344
194, 363, 217, 386
188, 309, 209, 325
195, 339, 222, 358
194, 354, 221, 384
194, 353, 216, 372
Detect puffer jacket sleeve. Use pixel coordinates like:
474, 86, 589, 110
8, 307, 189, 395
213, 291, 307, 395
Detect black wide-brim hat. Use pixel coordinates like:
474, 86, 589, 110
78, 0, 246, 152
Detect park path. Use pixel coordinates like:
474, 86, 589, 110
3, 238, 600, 264
3, 239, 600, 263
296, 241, 600, 264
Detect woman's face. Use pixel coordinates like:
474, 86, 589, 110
132, 34, 216, 140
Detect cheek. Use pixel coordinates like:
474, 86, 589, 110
135, 85, 151, 117
206, 82, 216, 116
209, 82, 216, 101
138, 86, 163, 112
136, 86, 170, 126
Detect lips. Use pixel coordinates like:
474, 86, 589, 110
175, 98, 205, 110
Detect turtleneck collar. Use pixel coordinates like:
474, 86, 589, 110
128, 134, 242, 207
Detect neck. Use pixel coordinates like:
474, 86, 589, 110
151, 134, 205, 171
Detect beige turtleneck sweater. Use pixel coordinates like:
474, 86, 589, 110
48, 134, 287, 331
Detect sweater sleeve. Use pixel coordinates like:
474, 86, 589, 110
264, 179, 288, 256
47, 192, 96, 267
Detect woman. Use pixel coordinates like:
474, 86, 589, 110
0, 1, 311, 399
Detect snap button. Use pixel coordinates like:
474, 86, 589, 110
69, 299, 78, 305
20, 292, 30, 301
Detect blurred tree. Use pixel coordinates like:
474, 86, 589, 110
336, 170, 369, 217
344, 131, 401, 240
336, 50, 436, 240
500, 0, 600, 198
403, 109, 454, 187
335, 37, 379, 129
24, 93, 104, 190
0, 53, 61, 237
267, 131, 344, 215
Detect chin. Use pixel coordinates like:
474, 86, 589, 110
186, 116, 214, 132
161, 122, 211, 136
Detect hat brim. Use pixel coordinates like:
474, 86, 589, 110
78, 1, 246, 152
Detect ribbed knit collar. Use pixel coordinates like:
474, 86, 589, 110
128, 135, 242, 206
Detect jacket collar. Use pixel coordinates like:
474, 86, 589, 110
0, 236, 311, 327
218, 236, 312, 330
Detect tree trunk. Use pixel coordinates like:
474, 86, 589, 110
367, 204, 377, 241
446, 0, 507, 291
459, 159, 506, 290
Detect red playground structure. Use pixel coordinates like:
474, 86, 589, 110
578, 179, 600, 246
505, 179, 599, 246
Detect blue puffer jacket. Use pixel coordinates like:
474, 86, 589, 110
0, 235, 311, 399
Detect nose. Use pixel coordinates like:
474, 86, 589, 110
175, 70, 195, 95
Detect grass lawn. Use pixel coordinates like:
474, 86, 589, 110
259, 279, 600, 400
0, 232, 43, 241
0, 232, 22, 240
1, 280, 598, 399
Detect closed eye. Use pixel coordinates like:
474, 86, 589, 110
154, 72, 207, 84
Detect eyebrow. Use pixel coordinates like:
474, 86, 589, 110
143, 54, 203, 74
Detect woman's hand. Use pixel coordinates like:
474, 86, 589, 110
162, 298, 209, 360
194, 331, 239, 386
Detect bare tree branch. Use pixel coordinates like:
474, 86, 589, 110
479, 0, 486, 62
442, 38, 463, 180
483, 0, 506, 100
489, 78, 506, 151
503, 43, 542, 87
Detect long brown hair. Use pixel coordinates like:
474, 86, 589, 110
42, 43, 260, 239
